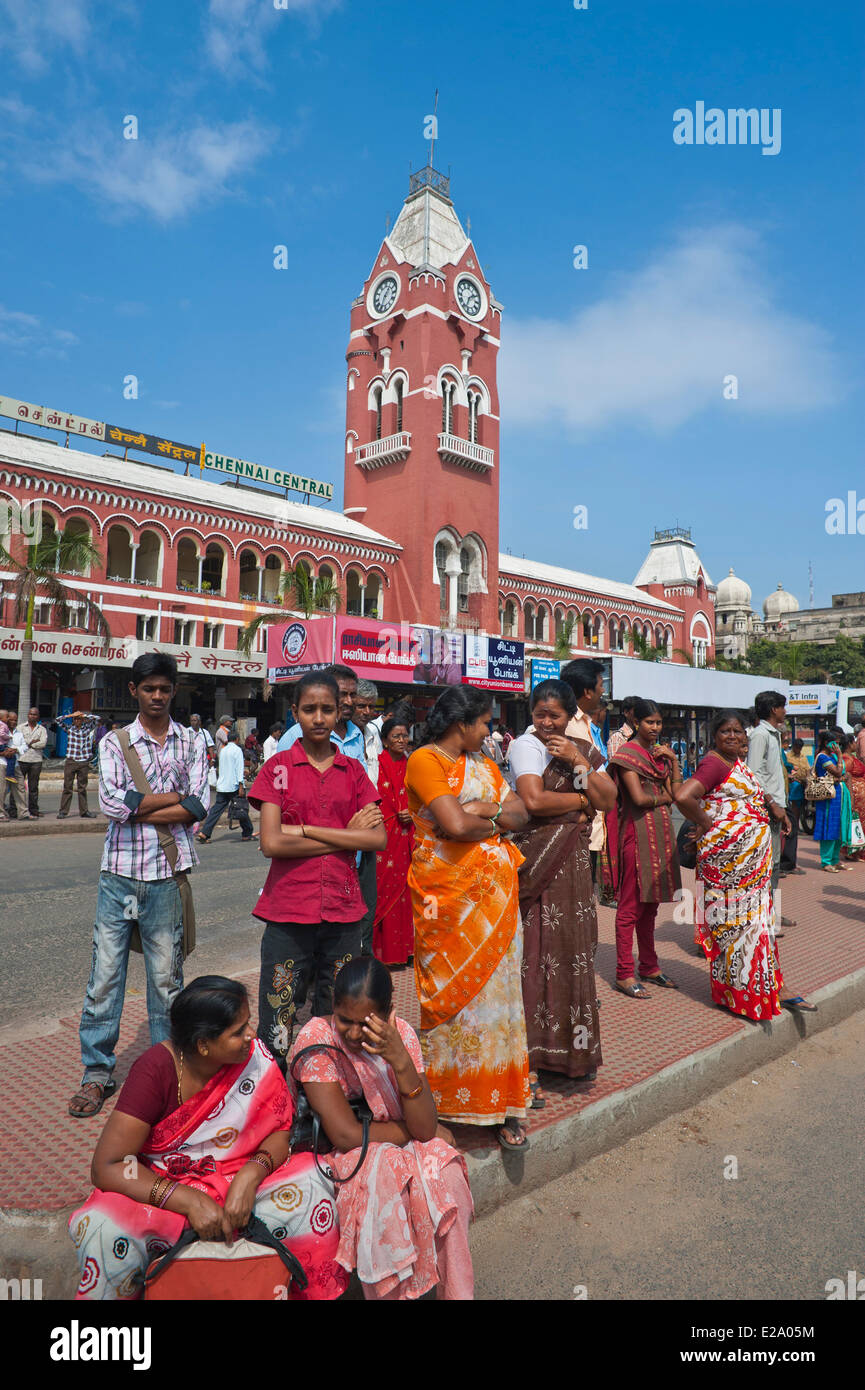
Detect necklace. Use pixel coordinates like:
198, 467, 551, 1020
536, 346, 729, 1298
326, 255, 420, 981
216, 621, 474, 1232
433, 744, 458, 763
176, 1049, 183, 1106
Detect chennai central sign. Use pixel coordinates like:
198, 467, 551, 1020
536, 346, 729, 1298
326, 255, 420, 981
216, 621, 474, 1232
203, 451, 334, 500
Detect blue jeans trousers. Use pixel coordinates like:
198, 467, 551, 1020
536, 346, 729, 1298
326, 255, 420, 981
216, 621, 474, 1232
79, 872, 184, 1084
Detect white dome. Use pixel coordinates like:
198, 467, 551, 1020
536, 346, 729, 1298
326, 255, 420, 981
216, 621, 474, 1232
763, 582, 800, 619
716, 567, 752, 610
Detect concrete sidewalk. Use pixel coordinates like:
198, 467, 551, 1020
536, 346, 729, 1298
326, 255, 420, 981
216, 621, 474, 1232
2, 837, 863, 1297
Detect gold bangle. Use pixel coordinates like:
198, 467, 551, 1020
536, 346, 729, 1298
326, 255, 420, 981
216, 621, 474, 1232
400, 1082, 423, 1100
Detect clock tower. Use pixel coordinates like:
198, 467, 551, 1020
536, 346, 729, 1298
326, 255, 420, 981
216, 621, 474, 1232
343, 163, 501, 633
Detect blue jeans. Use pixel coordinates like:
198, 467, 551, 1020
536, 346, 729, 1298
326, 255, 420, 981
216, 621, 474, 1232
79, 872, 184, 1084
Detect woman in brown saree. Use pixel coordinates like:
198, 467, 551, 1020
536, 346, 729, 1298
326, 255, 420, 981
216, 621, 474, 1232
509, 681, 616, 1103
608, 699, 683, 999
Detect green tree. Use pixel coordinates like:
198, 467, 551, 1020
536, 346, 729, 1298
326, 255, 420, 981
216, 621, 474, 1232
552, 615, 576, 660
1, 530, 111, 723
237, 563, 341, 655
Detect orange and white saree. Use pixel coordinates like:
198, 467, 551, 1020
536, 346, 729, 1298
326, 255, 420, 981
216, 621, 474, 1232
405, 747, 530, 1126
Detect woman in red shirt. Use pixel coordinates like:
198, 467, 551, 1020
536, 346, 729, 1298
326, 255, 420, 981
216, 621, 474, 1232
248, 672, 387, 1073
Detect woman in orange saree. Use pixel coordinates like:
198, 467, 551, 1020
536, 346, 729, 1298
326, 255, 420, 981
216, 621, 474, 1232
405, 687, 532, 1150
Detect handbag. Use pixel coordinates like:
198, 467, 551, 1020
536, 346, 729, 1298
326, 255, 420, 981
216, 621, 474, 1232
116, 728, 196, 959
849, 812, 865, 849
676, 819, 698, 870
288, 1043, 372, 1184
804, 766, 835, 801
228, 787, 249, 821
143, 1215, 308, 1301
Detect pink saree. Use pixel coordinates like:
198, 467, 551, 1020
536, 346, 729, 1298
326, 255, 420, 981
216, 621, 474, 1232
290, 1016, 474, 1300
69, 1039, 347, 1301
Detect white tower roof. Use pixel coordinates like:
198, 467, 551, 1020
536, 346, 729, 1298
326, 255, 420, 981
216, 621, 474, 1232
386, 166, 469, 270
633, 527, 714, 589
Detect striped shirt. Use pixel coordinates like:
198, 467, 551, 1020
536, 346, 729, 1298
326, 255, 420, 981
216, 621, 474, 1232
56, 713, 98, 761
99, 716, 210, 880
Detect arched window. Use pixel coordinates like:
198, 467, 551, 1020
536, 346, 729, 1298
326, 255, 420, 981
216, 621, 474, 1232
554, 606, 565, 640
582, 612, 593, 647
263, 554, 282, 602
503, 599, 517, 638
458, 546, 471, 612
346, 569, 363, 616
202, 543, 224, 595
467, 390, 480, 443
374, 387, 383, 441
435, 541, 449, 610
137, 530, 161, 585
365, 573, 382, 619
176, 538, 198, 590
525, 601, 536, 641
239, 549, 259, 600
441, 379, 457, 434
317, 563, 337, 612
59, 518, 91, 574
395, 378, 404, 433
107, 525, 133, 581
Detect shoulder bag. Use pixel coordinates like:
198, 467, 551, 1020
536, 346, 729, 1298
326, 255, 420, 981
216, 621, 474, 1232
804, 764, 835, 801
288, 1043, 372, 1184
116, 728, 196, 959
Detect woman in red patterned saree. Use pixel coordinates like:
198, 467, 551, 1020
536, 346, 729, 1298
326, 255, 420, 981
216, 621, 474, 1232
373, 717, 416, 967
69, 976, 346, 1300
676, 711, 816, 1018
608, 699, 682, 999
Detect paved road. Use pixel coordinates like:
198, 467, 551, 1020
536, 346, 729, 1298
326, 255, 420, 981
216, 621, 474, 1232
470, 1008, 865, 1301
0, 824, 266, 1037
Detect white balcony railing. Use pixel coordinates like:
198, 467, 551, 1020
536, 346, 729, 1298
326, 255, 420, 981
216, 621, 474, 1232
437, 433, 494, 471
353, 432, 411, 470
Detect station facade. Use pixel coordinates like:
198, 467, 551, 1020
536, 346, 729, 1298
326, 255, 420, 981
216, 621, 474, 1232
0, 163, 716, 725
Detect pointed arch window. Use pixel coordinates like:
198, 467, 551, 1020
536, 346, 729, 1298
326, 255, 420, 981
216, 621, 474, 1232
435, 541, 449, 609
395, 378, 404, 432
458, 546, 471, 612
467, 390, 480, 443
441, 379, 456, 434
374, 387, 383, 441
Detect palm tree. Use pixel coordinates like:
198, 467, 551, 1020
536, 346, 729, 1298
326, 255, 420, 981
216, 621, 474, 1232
237, 563, 341, 656
631, 630, 663, 662
1, 530, 112, 723
552, 615, 576, 661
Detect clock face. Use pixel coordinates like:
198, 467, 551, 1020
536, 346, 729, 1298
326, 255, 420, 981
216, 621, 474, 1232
372, 276, 398, 315
456, 277, 482, 317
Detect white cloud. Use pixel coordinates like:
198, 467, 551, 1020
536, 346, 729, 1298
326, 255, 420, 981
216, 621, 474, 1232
0, 304, 80, 356
0, 0, 90, 73
499, 225, 843, 433
31, 120, 271, 223
205, 0, 341, 77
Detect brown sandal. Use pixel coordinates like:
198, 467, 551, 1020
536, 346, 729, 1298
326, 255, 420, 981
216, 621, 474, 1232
68, 1078, 116, 1119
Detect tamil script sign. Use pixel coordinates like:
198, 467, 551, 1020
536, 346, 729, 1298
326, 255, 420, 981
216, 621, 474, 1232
266, 617, 335, 682
1, 389, 333, 501
530, 658, 561, 689
335, 617, 422, 683
203, 451, 334, 501
0, 394, 104, 440
463, 636, 525, 691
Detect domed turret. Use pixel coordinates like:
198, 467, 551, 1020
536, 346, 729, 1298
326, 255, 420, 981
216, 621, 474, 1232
763, 583, 800, 620
716, 567, 752, 612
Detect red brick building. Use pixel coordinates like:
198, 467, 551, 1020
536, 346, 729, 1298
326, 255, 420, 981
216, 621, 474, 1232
0, 162, 715, 722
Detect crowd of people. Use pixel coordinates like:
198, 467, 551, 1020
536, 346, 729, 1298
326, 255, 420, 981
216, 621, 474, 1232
47, 650, 863, 1301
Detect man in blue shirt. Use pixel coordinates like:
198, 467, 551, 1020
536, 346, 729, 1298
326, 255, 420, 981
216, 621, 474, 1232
195, 732, 254, 842
277, 664, 378, 952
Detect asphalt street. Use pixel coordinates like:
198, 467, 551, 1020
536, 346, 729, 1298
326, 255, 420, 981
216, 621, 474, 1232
0, 822, 266, 1038
470, 1008, 865, 1301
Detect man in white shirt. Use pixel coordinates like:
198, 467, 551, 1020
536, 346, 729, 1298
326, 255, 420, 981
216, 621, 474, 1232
262, 722, 283, 763
189, 713, 214, 758
353, 680, 383, 786
560, 659, 609, 876
15, 707, 48, 817
195, 732, 254, 842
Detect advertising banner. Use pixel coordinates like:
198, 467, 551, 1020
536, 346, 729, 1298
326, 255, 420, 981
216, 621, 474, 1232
334, 616, 426, 683
266, 617, 334, 682
530, 658, 561, 689
410, 626, 464, 685
463, 636, 525, 691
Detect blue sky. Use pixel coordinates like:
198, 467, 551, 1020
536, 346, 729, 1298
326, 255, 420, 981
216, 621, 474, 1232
1, 0, 862, 612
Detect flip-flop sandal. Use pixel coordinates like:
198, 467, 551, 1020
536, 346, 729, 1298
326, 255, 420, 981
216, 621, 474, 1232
615, 980, 650, 999
528, 1078, 546, 1109
195, 834, 210, 843
781, 996, 818, 1013
497, 1119, 529, 1151
68, 1078, 116, 1119
639, 972, 679, 989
